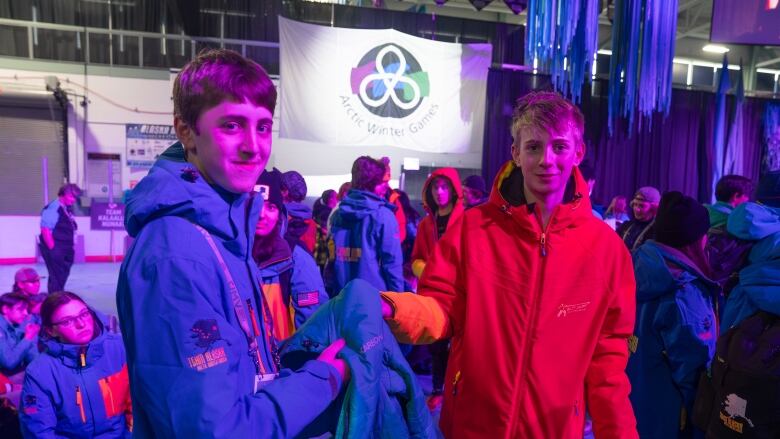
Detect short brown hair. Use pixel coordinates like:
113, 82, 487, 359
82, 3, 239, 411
173, 49, 277, 131
511, 91, 585, 145
351, 156, 386, 192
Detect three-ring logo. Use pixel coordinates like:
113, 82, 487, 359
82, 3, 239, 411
350, 43, 430, 118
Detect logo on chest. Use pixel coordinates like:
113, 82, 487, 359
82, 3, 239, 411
556, 301, 591, 318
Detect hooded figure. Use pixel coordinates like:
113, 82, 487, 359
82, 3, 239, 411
627, 191, 718, 439
410, 168, 464, 279
253, 169, 328, 342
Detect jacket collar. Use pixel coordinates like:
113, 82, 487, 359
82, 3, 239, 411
42, 318, 107, 369
487, 160, 592, 233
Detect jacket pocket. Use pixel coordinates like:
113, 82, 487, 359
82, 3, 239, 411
98, 364, 130, 418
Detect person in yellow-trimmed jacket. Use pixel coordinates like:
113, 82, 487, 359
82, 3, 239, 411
253, 169, 329, 341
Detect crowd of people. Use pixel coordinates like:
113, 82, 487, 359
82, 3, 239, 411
0, 49, 778, 438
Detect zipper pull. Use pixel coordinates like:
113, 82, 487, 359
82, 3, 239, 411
80, 347, 87, 368
452, 370, 462, 396
247, 299, 261, 337
75, 386, 86, 423
539, 233, 547, 257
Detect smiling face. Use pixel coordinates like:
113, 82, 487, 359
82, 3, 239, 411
48, 300, 94, 345
177, 99, 273, 194
511, 125, 584, 205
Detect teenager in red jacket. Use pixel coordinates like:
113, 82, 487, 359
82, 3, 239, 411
380, 91, 638, 438
411, 168, 464, 410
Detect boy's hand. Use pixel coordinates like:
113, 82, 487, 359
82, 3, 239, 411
318, 338, 350, 382
381, 297, 393, 318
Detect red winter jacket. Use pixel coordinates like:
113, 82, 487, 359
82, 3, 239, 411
411, 168, 464, 278
384, 161, 638, 439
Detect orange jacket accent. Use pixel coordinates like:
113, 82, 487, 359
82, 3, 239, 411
388, 190, 407, 243
98, 364, 132, 428
262, 283, 295, 341
301, 218, 317, 254
385, 161, 638, 439
411, 168, 464, 278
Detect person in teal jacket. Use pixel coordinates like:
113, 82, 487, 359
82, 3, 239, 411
720, 200, 780, 331
253, 168, 328, 341
116, 49, 348, 438
0, 293, 39, 376
627, 192, 719, 438
327, 156, 404, 294
19, 291, 131, 438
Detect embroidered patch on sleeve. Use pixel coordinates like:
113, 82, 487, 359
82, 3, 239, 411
297, 291, 320, 307
23, 395, 37, 415
187, 346, 228, 372
190, 319, 223, 349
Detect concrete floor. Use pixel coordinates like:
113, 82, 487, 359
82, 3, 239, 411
0, 262, 121, 317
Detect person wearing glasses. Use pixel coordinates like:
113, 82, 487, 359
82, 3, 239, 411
617, 186, 661, 251
19, 291, 132, 438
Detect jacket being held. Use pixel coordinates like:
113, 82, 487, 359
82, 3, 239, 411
280, 279, 435, 439
328, 189, 403, 293
383, 161, 638, 438
411, 168, 464, 278
20, 319, 131, 438
627, 240, 718, 439
116, 143, 343, 438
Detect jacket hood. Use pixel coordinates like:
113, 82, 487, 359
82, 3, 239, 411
726, 202, 780, 241
632, 240, 716, 302
421, 168, 464, 216
706, 201, 733, 229
125, 143, 262, 255
42, 315, 108, 369
336, 189, 396, 221
285, 202, 312, 220
487, 161, 593, 233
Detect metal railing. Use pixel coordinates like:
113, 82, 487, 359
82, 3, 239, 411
0, 17, 279, 69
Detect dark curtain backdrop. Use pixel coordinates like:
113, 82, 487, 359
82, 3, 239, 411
482, 68, 771, 205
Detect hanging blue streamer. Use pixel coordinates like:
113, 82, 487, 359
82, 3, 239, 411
607, 0, 678, 135
525, 0, 598, 103
764, 103, 780, 172
712, 54, 730, 202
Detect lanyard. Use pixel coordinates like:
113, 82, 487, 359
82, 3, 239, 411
192, 224, 275, 376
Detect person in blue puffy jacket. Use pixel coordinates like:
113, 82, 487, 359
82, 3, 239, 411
720, 196, 780, 332
19, 291, 131, 438
627, 192, 719, 438
327, 156, 404, 294
115, 49, 348, 438
253, 168, 328, 341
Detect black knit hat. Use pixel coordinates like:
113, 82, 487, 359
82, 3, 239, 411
654, 191, 710, 248
255, 168, 284, 209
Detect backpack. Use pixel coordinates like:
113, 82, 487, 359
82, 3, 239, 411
693, 311, 780, 438
706, 226, 754, 295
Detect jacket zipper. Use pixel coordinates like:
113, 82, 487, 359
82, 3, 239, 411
75, 385, 86, 423
104, 376, 116, 415
452, 370, 462, 396
506, 206, 556, 438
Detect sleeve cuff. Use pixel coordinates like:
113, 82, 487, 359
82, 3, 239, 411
303, 360, 343, 400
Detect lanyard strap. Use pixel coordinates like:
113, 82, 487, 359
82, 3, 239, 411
192, 224, 270, 375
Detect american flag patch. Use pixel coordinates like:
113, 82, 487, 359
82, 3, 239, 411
297, 291, 319, 307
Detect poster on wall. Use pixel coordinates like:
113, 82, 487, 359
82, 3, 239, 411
278, 17, 491, 154
90, 202, 125, 230
126, 124, 177, 168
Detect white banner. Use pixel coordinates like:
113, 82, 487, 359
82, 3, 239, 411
278, 17, 491, 154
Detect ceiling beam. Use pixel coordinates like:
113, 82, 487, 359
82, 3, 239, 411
757, 56, 780, 68
676, 22, 710, 40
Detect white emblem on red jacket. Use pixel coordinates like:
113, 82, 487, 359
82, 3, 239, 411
557, 302, 591, 317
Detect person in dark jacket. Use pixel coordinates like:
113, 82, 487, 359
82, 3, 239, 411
116, 49, 348, 438
281, 170, 317, 254
462, 175, 487, 209
19, 291, 131, 438
39, 183, 81, 293
617, 186, 660, 250
705, 174, 755, 294
327, 156, 404, 293
253, 169, 328, 341
627, 191, 718, 438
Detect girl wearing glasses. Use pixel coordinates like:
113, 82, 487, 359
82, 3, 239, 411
18, 291, 131, 438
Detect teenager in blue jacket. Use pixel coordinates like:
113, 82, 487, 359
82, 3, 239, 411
253, 168, 328, 341
116, 49, 348, 438
627, 192, 718, 438
720, 199, 780, 331
327, 156, 404, 293
0, 293, 39, 376
20, 291, 131, 438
